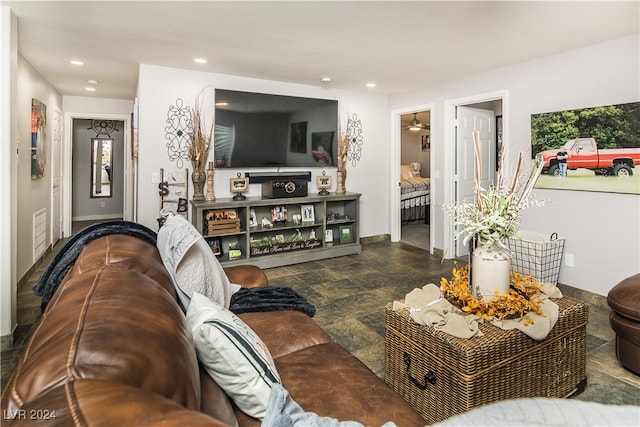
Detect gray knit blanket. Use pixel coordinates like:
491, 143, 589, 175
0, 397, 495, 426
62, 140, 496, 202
33, 221, 157, 312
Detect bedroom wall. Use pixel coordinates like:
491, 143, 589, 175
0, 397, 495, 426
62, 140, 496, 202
136, 64, 389, 237
389, 35, 639, 296
401, 129, 430, 178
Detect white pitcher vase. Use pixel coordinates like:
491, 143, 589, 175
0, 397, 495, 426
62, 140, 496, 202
471, 241, 511, 301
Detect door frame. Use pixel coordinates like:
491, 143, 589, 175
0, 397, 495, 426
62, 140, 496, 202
50, 107, 63, 245
389, 103, 434, 250
443, 90, 508, 259
62, 112, 133, 237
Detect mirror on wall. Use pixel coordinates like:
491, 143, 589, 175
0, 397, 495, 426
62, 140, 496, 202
91, 137, 113, 198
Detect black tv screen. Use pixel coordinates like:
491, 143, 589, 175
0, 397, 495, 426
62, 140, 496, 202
213, 89, 338, 168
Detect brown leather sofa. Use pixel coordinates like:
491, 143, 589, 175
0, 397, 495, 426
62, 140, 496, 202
1, 234, 425, 426
607, 273, 640, 375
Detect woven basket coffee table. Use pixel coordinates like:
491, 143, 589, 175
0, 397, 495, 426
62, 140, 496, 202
384, 296, 588, 424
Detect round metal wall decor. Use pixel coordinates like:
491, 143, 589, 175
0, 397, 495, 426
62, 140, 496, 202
165, 98, 193, 169
91, 120, 118, 136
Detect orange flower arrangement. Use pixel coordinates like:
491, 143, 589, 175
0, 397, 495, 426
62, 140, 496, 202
440, 265, 544, 323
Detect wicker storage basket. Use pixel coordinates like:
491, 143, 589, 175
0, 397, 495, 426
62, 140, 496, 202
384, 296, 588, 424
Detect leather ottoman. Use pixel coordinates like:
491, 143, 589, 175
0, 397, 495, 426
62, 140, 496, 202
608, 273, 640, 375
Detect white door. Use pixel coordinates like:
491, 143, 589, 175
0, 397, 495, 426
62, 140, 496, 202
455, 106, 495, 257
51, 108, 63, 245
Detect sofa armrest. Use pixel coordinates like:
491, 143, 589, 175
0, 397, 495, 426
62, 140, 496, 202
224, 265, 269, 288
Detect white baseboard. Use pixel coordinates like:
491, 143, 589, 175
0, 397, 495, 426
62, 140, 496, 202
72, 214, 122, 222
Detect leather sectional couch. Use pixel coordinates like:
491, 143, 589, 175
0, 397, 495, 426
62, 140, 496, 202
1, 231, 426, 426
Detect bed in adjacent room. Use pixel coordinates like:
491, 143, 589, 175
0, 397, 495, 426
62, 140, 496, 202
400, 165, 430, 223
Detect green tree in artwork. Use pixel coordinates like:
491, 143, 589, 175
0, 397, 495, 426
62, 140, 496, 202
531, 102, 640, 155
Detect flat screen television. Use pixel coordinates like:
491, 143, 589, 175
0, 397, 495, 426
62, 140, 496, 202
213, 89, 338, 168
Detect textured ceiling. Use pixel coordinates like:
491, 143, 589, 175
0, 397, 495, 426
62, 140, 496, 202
5, 1, 639, 100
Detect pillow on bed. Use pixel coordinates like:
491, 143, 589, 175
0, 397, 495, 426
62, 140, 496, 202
186, 292, 281, 420
401, 165, 415, 180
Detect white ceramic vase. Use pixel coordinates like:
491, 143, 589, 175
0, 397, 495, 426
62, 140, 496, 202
471, 242, 511, 301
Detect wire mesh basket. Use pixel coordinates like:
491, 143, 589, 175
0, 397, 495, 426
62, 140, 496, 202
506, 231, 565, 285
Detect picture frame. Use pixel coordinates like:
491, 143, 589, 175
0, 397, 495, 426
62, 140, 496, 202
271, 205, 288, 223
208, 237, 222, 256
531, 102, 640, 195
339, 225, 353, 244
301, 204, 315, 223
249, 209, 258, 227
421, 135, 430, 152
324, 229, 334, 243
31, 98, 47, 180
316, 173, 332, 195
229, 176, 249, 192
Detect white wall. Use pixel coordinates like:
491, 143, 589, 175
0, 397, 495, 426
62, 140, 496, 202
15, 56, 63, 281
63, 96, 133, 116
136, 65, 389, 237
1, 6, 18, 338
390, 35, 640, 296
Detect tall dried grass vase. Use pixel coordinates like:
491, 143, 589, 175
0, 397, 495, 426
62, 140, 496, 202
336, 170, 346, 194
192, 169, 206, 201
471, 242, 511, 301
205, 162, 215, 201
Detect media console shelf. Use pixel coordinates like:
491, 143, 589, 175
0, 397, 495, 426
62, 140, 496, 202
191, 192, 361, 269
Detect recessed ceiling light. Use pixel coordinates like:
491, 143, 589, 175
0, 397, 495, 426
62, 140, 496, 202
86, 79, 98, 85
194, 58, 208, 64
69, 60, 85, 66
321, 77, 332, 83
85, 87, 96, 92
366, 82, 376, 88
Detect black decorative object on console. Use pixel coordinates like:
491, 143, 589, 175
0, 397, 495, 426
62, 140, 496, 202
245, 171, 311, 183
262, 180, 308, 199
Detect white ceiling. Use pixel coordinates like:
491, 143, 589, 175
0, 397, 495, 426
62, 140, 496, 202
5, 1, 639, 100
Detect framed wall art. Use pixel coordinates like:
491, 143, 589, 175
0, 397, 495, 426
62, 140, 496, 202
532, 102, 640, 195
31, 98, 47, 180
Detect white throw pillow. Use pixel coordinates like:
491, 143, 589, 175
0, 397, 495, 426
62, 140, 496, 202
186, 292, 281, 419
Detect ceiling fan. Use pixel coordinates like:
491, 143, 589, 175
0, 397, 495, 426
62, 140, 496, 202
408, 113, 429, 131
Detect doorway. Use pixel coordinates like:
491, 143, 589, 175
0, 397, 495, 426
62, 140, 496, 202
400, 110, 431, 250
444, 91, 506, 259
389, 103, 434, 251
71, 118, 124, 225
63, 112, 133, 237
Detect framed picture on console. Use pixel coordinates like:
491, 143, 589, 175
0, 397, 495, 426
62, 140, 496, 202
339, 226, 353, 244
301, 205, 315, 223
208, 237, 222, 256
271, 205, 288, 223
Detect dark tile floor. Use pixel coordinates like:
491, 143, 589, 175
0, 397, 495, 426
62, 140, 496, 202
2, 235, 639, 410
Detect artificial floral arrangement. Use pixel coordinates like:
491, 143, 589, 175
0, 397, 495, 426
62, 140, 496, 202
442, 131, 547, 248
439, 131, 551, 323
441, 265, 543, 324
188, 91, 213, 173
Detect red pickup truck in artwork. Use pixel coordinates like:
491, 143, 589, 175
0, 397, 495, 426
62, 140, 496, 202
535, 138, 640, 177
